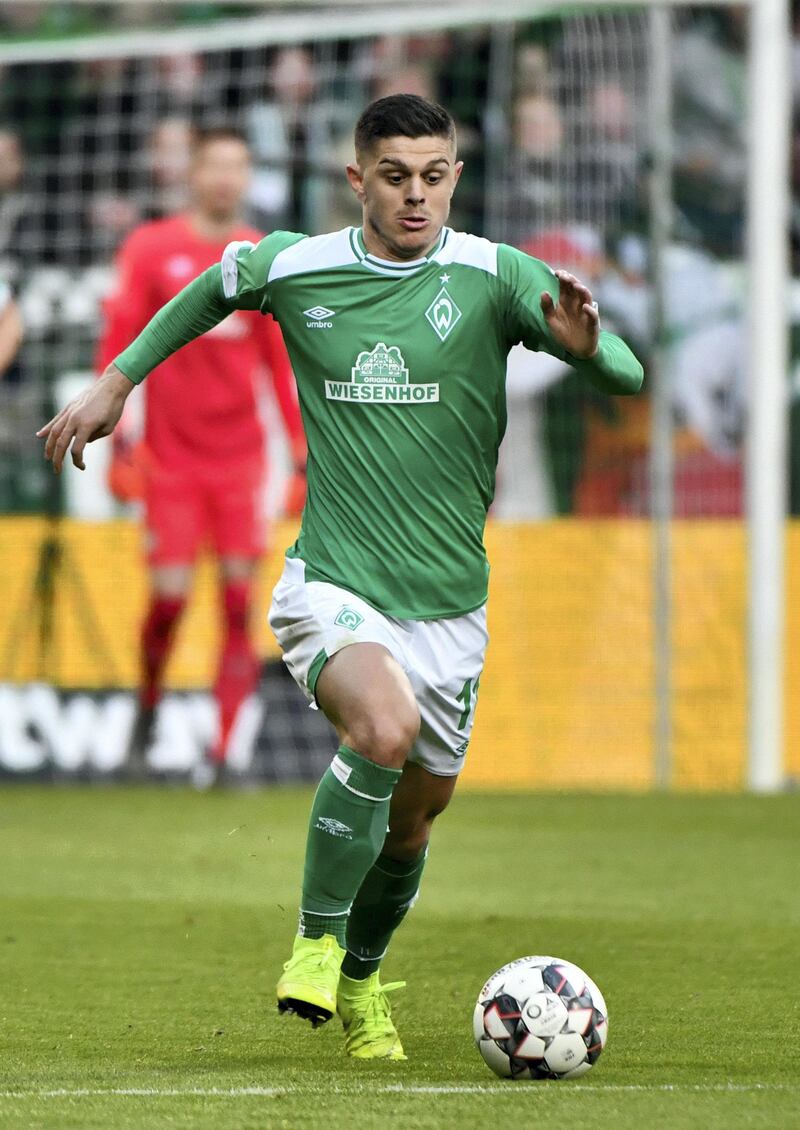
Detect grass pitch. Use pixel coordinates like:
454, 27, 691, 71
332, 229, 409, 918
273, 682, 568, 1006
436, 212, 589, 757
1, 786, 798, 1129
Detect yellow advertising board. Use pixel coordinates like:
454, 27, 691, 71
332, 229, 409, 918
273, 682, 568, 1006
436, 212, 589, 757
1, 517, 797, 789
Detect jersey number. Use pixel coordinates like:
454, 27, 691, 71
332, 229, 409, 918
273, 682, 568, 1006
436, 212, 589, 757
457, 677, 480, 730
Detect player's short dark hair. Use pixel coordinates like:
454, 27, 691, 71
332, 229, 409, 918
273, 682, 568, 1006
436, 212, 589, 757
191, 125, 250, 155
354, 94, 456, 156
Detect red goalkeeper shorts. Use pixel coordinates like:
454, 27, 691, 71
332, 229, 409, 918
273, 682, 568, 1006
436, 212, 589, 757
144, 455, 267, 565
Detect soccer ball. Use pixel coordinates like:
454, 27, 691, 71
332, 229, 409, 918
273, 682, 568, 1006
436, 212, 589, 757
473, 955, 608, 1080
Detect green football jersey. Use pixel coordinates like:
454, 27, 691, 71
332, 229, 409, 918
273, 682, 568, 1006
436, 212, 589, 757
116, 225, 643, 620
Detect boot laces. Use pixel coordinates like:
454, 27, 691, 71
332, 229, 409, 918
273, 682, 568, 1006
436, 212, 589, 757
356, 980, 406, 1026
282, 937, 340, 976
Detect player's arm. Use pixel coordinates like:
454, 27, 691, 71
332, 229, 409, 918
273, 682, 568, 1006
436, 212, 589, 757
539, 269, 643, 394
501, 247, 643, 395
39, 267, 231, 471
0, 286, 23, 376
39, 234, 298, 472
96, 230, 158, 500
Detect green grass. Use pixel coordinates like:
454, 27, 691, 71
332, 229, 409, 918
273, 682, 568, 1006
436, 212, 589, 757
1, 786, 798, 1129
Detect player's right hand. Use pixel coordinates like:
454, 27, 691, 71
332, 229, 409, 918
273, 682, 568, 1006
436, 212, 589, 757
37, 364, 134, 473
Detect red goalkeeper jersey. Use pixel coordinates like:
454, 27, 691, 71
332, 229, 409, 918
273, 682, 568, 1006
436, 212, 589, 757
97, 214, 303, 471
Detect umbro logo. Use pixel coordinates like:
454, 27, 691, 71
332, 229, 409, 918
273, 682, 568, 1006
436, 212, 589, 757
315, 816, 353, 839
304, 305, 336, 328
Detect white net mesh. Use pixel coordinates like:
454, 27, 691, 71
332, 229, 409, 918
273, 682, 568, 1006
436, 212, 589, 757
0, 3, 782, 787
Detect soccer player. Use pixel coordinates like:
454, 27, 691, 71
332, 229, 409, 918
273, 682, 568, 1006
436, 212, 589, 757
39, 95, 642, 1058
96, 126, 306, 782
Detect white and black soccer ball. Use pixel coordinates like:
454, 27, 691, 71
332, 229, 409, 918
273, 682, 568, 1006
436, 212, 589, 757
473, 955, 608, 1080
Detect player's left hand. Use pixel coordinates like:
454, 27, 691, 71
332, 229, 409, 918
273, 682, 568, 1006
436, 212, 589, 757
540, 270, 600, 359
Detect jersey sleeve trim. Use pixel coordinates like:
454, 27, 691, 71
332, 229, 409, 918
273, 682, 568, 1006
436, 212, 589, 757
221, 239, 255, 299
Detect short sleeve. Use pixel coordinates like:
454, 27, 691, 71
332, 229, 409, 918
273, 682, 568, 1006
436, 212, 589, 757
220, 231, 306, 312
497, 244, 560, 353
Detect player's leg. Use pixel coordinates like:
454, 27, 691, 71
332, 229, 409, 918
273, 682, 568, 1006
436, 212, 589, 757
301, 643, 420, 939
206, 456, 265, 777
129, 465, 203, 773
337, 607, 487, 1057
129, 563, 194, 772
277, 641, 419, 1026
344, 761, 455, 973
337, 763, 456, 1059
208, 555, 260, 774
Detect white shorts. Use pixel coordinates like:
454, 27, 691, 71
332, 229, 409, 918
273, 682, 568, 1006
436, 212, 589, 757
268, 556, 488, 777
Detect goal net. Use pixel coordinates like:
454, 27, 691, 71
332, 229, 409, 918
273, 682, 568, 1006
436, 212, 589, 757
0, 1, 792, 789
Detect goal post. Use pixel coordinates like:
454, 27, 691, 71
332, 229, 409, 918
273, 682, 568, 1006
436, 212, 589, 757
745, 0, 791, 792
0, 0, 791, 790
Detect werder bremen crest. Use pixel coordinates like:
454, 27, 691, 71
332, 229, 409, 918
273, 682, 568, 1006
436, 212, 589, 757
325, 342, 439, 404
425, 286, 462, 342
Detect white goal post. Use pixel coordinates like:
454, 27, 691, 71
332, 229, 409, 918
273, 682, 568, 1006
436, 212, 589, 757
745, 0, 790, 792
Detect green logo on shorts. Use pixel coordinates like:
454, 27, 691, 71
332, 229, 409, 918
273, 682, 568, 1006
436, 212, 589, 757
334, 606, 364, 631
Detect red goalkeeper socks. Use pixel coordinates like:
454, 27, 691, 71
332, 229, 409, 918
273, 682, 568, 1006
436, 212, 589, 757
212, 580, 260, 763
140, 594, 185, 711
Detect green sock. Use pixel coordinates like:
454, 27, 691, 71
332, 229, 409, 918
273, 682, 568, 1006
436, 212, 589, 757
299, 746, 402, 946
341, 848, 427, 979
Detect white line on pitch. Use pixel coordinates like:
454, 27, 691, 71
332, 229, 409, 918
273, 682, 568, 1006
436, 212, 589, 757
384, 1083, 800, 1095
0, 1083, 798, 1099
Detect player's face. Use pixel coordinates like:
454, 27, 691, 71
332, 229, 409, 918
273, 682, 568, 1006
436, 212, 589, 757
190, 138, 251, 222
347, 135, 463, 261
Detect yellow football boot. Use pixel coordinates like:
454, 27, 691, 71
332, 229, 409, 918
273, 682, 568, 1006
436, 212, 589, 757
337, 971, 407, 1060
276, 934, 345, 1027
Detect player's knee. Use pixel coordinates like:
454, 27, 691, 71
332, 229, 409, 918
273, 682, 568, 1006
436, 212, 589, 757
151, 565, 193, 601
347, 706, 420, 768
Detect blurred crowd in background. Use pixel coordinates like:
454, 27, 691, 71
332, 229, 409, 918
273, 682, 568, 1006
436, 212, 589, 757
1, 3, 800, 519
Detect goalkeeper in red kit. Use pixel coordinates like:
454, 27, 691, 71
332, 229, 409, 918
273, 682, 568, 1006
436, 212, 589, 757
97, 126, 305, 783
